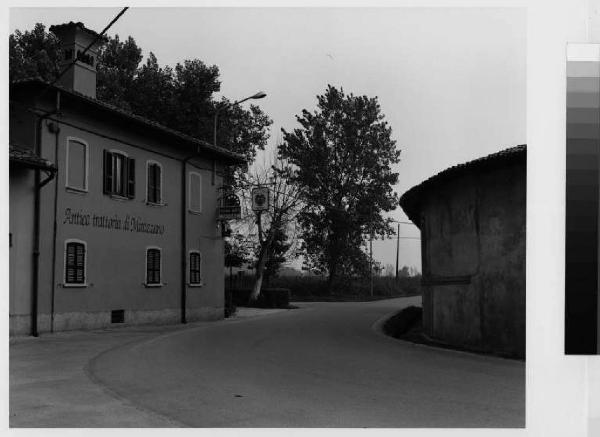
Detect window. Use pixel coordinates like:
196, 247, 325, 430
104, 150, 135, 198
66, 138, 88, 192
189, 251, 202, 285
145, 247, 162, 286
189, 171, 202, 213
64, 240, 86, 286
146, 161, 163, 204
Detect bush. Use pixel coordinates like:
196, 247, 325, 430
265, 275, 422, 301
383, 306, 422, 338
231, 288, 291, 309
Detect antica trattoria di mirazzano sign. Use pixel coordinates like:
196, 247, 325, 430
63, 208, 165, 235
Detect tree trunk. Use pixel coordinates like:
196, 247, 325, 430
250, 229, 277, 302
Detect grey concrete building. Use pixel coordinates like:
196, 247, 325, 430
400, 145, 526, 358
9, 22, 243, 335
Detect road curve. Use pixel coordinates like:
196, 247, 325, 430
89, 297, 524, 427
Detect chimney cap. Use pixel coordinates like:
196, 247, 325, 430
49, 21, 107, 42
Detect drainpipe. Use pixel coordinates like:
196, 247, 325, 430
49, 110, 61, 333
32, 92, 60, 336
181, 152, 198, 324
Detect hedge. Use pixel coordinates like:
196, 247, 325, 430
231, 288, 291, 309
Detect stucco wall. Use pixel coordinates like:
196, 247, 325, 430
10, 93, 228, 334
420, 161, 525, 358
9, 164, 36, 335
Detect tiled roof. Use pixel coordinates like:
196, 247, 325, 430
10, 79, 246, 165
399, 145, 526, 228
10, 145, 56, 171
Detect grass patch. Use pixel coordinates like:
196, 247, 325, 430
383, 306, 423, 338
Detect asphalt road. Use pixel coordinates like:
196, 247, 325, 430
89, 297, 525, 428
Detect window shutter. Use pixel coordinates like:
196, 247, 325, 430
127, 158, 135, 199
147, 164, 155, 203
155, 250, 160, 283
66, 242, 85, 284
190, 253, 198, 284
75, 244, 85, 283
66, 244, 76, 283
103, 150, 113, 194
147, 163, 161, 203
147, 248, 161, 284
146, 250, 152, 282
155, 164, 161, 203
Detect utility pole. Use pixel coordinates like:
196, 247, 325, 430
370, 234, 374, 297
395, 222, 400, 280
369, 205, 374, 297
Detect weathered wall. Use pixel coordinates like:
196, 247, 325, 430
420, 161, 525, 358
9, 164, 36, 335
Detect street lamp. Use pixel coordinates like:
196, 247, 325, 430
213, 91, 267, 148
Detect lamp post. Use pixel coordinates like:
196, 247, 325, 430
213, 91, 267, 148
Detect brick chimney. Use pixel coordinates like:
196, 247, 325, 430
49, 22, 103, 98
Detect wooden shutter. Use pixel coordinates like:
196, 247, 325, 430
146, 249, 154, 283
66, 243, 76, 283
66, 242, 85, 284
75, 244, 85, 283
103, 150, 113, 194
147, 249, 161, 284
147, 163, 161, 203
154, 164, 161, 203
127, 158, 135, 199
190, 253, 201, 284
147, 164, 155, 203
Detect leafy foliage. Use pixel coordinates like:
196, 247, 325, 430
225, 231, 252, 268
9, 23, 62, 82
240, 155, 302, 300
280, 85, 401, 284
262, 227, 293, 285
9, 23, 272, 167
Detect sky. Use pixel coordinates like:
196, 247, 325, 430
9, 7, 526, 272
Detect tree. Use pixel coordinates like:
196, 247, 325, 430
9, 24, 272, 169
240, 155, 302, 301
96, 34, 143, 110
383, 263, 395, 277
398, 266, 410, 278
9, 23, 61, 83
262, 227, 293, 286
279, 85, 401, 287
225, 231, 252, 270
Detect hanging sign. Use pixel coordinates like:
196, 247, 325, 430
218, 193, 241, 220
251, 187, 269, 212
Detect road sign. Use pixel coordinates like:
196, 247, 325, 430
251, 187, 269, 212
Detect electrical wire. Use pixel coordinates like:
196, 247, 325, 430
36, 7, 129, 100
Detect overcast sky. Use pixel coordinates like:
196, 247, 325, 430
10, 7, 526, 272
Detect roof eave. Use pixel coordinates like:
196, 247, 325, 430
10, 80, 247, 166
399, 145, 527, 227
